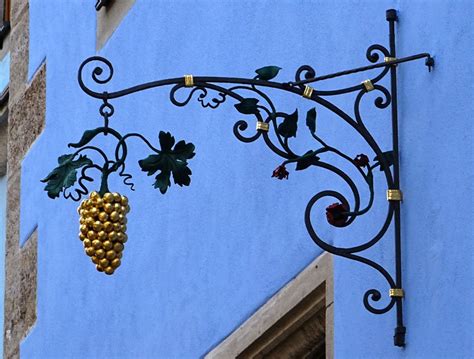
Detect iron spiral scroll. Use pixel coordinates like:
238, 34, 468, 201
41, 9, 434, 347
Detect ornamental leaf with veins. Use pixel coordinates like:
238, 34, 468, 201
41, 154, 93, 199
138, 131, 196, 194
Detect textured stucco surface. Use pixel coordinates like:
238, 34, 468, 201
17, 0, 473, 358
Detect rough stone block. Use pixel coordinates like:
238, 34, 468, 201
0, 116, 7, 176
3, 13, 43, 355
8, 10, 29, 103
8, 64, 45, 167
4, 193, 38, 359
10, 0, 28, 26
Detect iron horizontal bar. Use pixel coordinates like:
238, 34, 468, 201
85, 76, 300, 100
80, 53, 431, 101
289, 52, 432, 86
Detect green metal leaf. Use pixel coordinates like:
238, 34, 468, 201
306, 108, 317, 133
255, 66, 282, 81
234, 98, 259, 115
139, 132, 195, 194
373, 151, 394, 171
68, 128, 103, 148
172, 162, 192, 187
159, 131, 175, 152
41, 154, 93, 199
138, 154, 161, 176
277, 110, 298, 138
154, 170, 171, 194
295, 150, 320, 171
173, 140, 196, 161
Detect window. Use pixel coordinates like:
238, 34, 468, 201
95, 0, 110, 12
206, 253, 333, 359
0, 48, 7, 357
0, 0, 10, 49
96, 0, 135, 50
0, 51, 8, 175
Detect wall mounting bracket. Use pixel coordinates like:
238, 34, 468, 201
42, 9, 433, 347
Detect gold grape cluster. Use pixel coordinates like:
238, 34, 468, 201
78, 191, 130, 275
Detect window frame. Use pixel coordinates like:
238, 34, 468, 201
205, 253, 334, 359
0, 0, 10, 50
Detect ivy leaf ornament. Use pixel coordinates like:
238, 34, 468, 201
277, 110, 298, 138
255, 66, 282, 81
373, 151, 394, 171
306, 107, 317, 134
234, 98, 260, 115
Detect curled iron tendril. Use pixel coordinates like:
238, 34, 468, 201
169, 84, 227, 109
63, 164, 96, 201
78, 56, 114, 98
118, 163, 135, 191
294, 65, 316, 89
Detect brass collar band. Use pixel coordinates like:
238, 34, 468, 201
362, 79, 374, 92
387, 189, 403, 201
389, 288, 404, 298
303, 85, 314, 99
384, 56, 398, 66
184, 74, 194, 87
256, 121, 269, 132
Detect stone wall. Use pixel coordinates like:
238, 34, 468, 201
3, 1, 136, 356
0, 114, 7, 176
3, 0, 44, 357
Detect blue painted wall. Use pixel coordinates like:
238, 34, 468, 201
18, 0, 472, 358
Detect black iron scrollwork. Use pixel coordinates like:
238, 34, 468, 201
41, 9, 433, 347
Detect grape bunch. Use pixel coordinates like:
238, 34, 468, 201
78, 191, 130, 275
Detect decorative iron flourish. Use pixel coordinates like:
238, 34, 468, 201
41, 9, 433, 347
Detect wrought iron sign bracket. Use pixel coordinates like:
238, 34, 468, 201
42, 9, 433, 347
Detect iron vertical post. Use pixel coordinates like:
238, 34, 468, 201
386, 8, 406, 347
